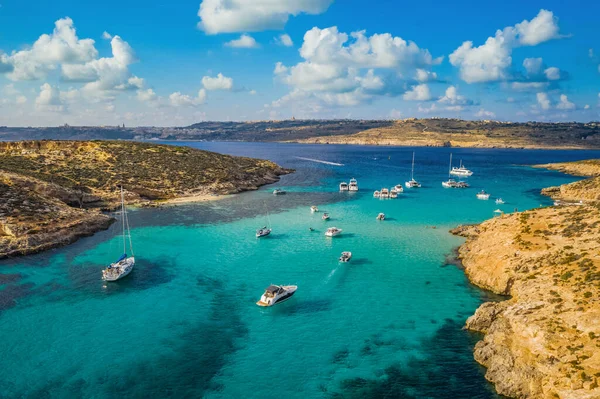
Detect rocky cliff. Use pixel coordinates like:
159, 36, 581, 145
453, 163, 600, 399
0, 140, 291, 258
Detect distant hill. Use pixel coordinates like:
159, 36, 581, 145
2, 118, 600, 149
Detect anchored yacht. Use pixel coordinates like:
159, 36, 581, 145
394, 184, 404, 193
349, 178, 359, 191
322, 213, 330, 220
476, 190, 491, 200
325, 227, 342, 237
103, 186, 135, 282
450, 160, 473, 177
389, 189, 398, 198
339, 182, 349, 191
310, 206, 319, 213
273, 189, 286, 195
405, 152, 422, 188
376, 213, 385, 221
339, 252, 352, 263
380, 188, 390, 198
256, 226, 272, 238
373, 190, 381, 198
256, 285, 297, 307
495, 198, 505, 204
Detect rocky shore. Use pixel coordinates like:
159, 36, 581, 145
0, 140, 291, 259
452, 162, 600, 399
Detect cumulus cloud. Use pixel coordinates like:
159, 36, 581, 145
197, 0, 334, 34
102, 31, 112, 40
475, 109, 496, 118
403, 84, 431, 101
556, 94, 575, 110
202, 73, 234, 90
536, 92, 551, 110
277, 34, 294, 47
35, 83, 65, 112
511, 82, 549, 91
450, 9, 564, 83
225, 34, 259, 48
438, 86, 473, 107
169, 89, 207, 107
4, 17, 98, 81
273, 26, 441, 109
136, 88, 158, 103
415, 68, 438, 82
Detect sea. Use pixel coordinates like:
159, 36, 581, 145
1, 143, 598, 399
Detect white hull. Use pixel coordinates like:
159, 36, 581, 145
257, 285, 297, 307
477, 194, 490, 200
325, 228, 342, 237
349, 187, 358, 191
103, 257, 135, 282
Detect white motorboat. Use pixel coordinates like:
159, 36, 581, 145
322, 213, 330, 220
389, 189, 398, 198
349, 178, 359, 191
256, 226, 272, 238
256, 285, 297, 307
476, 190, 491, 200
339, 182, 349, 191
373, 190, 381, 198
495, 198, 505, 204
311, 205, 319, 213
339, 252, 352, 262
273, 189, 286, 195
325, 227, 342, 237
394, 184, 404, 193
442, 179, 458, 188
405, 152, 422, 188
102, 186, 135, 282
450, 160, 473, 177
376, 213, 385, 221
380, 188, 390, 198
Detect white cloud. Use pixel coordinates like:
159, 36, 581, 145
169, 89, 207, 107
511, 81, 549, 91
403, 84, 431, 101
277, 34, 294, 47
102, 31, 112, 40
450, 9, 564, 83
389, 108, 402, 119
202, 73, 234, 90
584, 104, 590, 110
556, 94, 575, 110
16, 95, 27, 105
4, 17, 98, 81
536, 92, 551, 110
523, 57, 543, 76
438, 86, 473, 106
475, 108, 496, 118
544, 67, 561, 80
137, 88, 158, 103
35, 83, 65, 112
197, 0, 334, 34
415, 68, 437, 82
225, 34, 259, 48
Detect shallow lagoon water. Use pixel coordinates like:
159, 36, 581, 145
1, 143, 597, 398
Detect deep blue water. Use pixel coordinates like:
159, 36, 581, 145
1, 143, 597, 398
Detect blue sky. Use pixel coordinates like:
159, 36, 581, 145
0, 0, 599, 126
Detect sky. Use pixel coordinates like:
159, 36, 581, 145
0, 0, 599, 126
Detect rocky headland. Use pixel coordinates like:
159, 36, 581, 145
0, 140, 290, 259
452, 161, 600, 398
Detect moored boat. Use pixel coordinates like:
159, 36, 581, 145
476, 190, 491, 200
311, 205, 319, 213
339, 252, 352, 262
102, 186, 135, 282
256, 285, 297, 307
495, 198, 505, 204
450, 160, 473, 177
405, 152, 422, 188
394, 184, 404, 193
380, 188, 390, 198
376, 213, 385, 221
256, 226, 272, 238
373, 190, 381, 198
339, 182, 349, 191
389, 189, 398, 198
325, 227, 342, 237
273, 189, 286, 195
322, 213, 330, 220
349, 178, 359, 191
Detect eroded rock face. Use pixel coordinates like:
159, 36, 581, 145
456, 206, 600, 399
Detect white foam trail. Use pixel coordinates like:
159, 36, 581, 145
323, 267, 338, 284
294, 156, 344, 166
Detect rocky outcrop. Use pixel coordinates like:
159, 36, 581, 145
455, 205, 600, 399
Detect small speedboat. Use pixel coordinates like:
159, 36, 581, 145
325, 227, 342, 237
273, 189, 286, 195
394, 184, 404, 193
380, 188, 390, 198
256, 226, 272, 238
322, 213, 330, 221
349, 178, 359, 191
373, 190, 381, 198
376, 213, 385, 221
476, 190, 490, 200
311, 206, 319, 213
339, 252, 352, 262
256, 285, 297, 307
339, 182, 349, 191
495, 198, 505, 204
389, 189, 398, 198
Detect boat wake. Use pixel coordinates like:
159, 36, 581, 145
294, 157, 344, 166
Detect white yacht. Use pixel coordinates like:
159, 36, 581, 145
450, 160, 473, 177
389, 189, 398, 198
339, 252, 352, 263
376, 213, 385, 221
102, 186, 135, 282
273, 189, 286, 195
310, 205, 319, 213
442, 179, 458, 188
325, 227, 342, 237
405, 152, 422, 188
256, 285, 297, 307
394, 184, 404, 193
476, 190, 491, 200
256, 226, 272, 238
339, 182, 349, 191
322, 213, 330, 221
373, 190, 381, 198
495, 198, 505, 204
380, 188, 390, 198
349, 178, 359, 191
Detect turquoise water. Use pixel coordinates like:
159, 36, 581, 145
1, 143, 597, 398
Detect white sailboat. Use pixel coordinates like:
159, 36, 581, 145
405, 152, 422, 188
102, 186, 135, 282
256, 201, 272, 238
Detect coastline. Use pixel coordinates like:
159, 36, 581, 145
452, 164, 600, 398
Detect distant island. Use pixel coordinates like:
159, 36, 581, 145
2, 118, 600, 149
0, 140, 290, 258
452, 160, 600, 398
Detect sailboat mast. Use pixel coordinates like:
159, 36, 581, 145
449, 153, 452, 178
121, 186, 126, 254
411, 152, 415, 180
